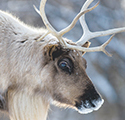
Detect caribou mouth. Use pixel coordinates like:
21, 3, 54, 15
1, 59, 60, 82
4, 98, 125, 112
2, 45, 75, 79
75, 85, 104, 114
75, 98, 104, 114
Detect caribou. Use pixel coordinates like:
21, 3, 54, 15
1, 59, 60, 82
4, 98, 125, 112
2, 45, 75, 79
0, 0, 125, 120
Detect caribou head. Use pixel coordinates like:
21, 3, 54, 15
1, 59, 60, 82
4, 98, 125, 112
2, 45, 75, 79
0, 0, 125, 120
33, 0, 125, 114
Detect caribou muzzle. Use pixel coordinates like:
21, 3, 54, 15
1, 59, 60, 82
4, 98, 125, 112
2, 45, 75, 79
75, 86, 104, 114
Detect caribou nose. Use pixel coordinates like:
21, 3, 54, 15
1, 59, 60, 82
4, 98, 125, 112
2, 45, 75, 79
75, 86, 104, 114
83, 97, 104, 110
76, 97, 104, 114
91, 98, 104, 111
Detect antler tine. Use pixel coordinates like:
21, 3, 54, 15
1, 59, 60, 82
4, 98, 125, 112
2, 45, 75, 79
79, 0, 94, 33
34, 0, 67, 45
58, 1, 98, 37
76, 0, 99, 45
66, 34, 115, 56
76, 0, 125, 46
77, 24, 125, 46
39, 0, 57, 35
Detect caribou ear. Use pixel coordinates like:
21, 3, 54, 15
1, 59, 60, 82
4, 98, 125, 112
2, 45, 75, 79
82, 41, 91, 55
43, 44, 64, 60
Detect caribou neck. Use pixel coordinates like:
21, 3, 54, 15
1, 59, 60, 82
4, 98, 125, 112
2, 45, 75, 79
8, 89, 49, 120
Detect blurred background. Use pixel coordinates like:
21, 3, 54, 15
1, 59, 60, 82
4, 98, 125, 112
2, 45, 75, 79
0, 0, 125, 120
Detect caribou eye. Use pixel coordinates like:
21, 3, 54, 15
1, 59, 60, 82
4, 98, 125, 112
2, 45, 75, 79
60, 61, 67, 68
58, 58, 73, 74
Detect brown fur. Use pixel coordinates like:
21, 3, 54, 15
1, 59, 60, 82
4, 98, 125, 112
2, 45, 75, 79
0, 10, 102, 120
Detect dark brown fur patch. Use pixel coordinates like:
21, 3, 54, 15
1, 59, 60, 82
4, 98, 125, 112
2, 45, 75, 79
0, 95, 6, 111
43, 44, 70, 60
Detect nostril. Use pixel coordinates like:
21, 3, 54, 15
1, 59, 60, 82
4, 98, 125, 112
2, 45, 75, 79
75, 98, 104, 114
90, 101, 96, 108
83, 100, 96, 108
82, 100, 90, 108
83, 96, 104, 109
92, 98, 104, 111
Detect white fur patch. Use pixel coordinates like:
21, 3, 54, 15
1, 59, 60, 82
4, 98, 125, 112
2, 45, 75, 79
77, 99, 104, 114
92, 99, 104, 111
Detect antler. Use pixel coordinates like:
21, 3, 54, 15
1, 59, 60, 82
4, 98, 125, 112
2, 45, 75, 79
34, 0, 98, 45
35, 0, 125, 56
76, 0, 125, 46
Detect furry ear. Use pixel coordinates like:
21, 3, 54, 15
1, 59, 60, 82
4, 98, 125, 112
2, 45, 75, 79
82, 41, 91, 55
43, 44, 64, 60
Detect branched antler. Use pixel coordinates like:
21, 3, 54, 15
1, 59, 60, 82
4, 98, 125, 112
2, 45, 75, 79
34, 0, 98, 46
76, 0, 125, 46
65, 34, 115, 56
34, 0, 125, 56
58, 1, 99, 37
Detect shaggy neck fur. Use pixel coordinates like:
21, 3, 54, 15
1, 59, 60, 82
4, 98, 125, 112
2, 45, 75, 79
8, 90, 49, 120
0, 10, 52, 120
